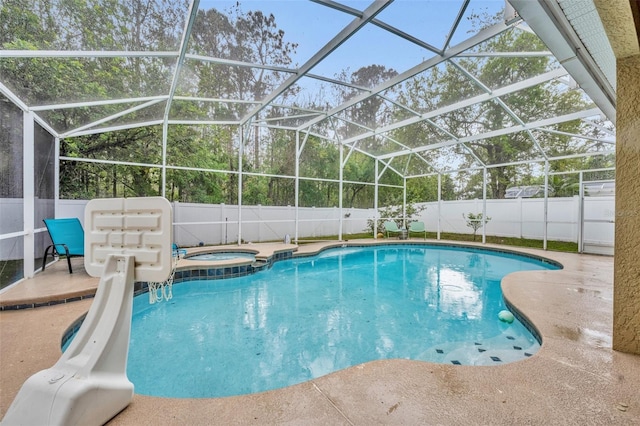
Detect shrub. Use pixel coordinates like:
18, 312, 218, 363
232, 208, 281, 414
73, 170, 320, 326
463, 212, 491, 241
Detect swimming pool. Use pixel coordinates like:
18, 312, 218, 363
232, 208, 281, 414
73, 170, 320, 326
120, 244, 559, 398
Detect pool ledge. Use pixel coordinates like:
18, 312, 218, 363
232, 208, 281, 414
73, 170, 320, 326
0, 239, 559, 311
0, 242, 298, 310
170, 243, 298, 283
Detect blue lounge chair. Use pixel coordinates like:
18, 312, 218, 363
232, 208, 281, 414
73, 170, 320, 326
383, 221, 403, 238
408, 221, 427, 239
172, 243, 187, 258
42, 218, 85, 273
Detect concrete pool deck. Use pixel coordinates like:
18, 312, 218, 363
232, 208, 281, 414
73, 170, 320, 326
1, 240, 639, 424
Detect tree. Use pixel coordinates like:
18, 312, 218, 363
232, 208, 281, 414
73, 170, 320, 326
406, 175, 457, 203
395, 14, 592, 199
463, 212, 491, 241
3, 2, 302, 202
3, 4, 611, 207
330, 65, 401, 206
343, 152, 376, 208
334, 65, 398, 130
2, 0, 192, 199
191, 4, 298, 170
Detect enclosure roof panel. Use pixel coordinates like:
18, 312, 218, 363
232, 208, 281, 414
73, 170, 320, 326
0, 0, 617, 177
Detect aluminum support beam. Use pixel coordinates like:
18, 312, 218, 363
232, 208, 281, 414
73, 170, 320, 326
23, 112, 35, 278
402, 178, 407, 229
543, 160, 549, 250
61, 99, 165, 138
238, 124, 250, 245
295, 131, 301, 243
29, 96, 169, 112
339, 143, 344, 241
578, 171, 584, 253
54, 137, 60, 218
482, 168, 487, 244
374, 160, 379, 238
377, 107, 601, 159
437, 174, 442, 240
164, 0, 200, 122
162, 121, 168, 198
0, 50, 178, 58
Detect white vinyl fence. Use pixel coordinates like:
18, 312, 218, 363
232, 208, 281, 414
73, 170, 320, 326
414, 196, 614, 254
418, 197, 580, 241
1, 196, 615, 261
54, 200, 377, 247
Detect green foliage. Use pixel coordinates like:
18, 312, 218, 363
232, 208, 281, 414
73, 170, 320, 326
3, 3, 613, 206
334, 65, 398, 131
419, 232, 578, 252
405, 174, 457, 202
547, 175, 579, 197
6, 1, 302, 202
395, 12, 595, 200
463, 212, 491, 241
343, 152, 376, 208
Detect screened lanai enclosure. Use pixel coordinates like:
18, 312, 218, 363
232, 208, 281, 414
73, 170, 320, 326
1, 0, 617, 287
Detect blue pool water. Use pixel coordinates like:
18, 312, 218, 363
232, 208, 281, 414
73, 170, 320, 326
122, 245, 559, 398
186, 252, 256, 261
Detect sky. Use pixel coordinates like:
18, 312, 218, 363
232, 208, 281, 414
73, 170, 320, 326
192, 0, 508, 117
198, 0, 506, 78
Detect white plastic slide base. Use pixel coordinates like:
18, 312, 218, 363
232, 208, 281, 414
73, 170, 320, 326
2, 255, 135, 426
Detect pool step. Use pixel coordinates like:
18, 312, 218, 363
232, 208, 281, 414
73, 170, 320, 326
252, 259, 268, 270
415, 330, 539, 366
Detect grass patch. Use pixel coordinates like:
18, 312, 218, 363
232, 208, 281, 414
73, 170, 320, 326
424, 232, 578, 252
1, 257, 47, 290
1, 259, 24, 290
297, 233, 372, 242
299, 232, 578, 253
